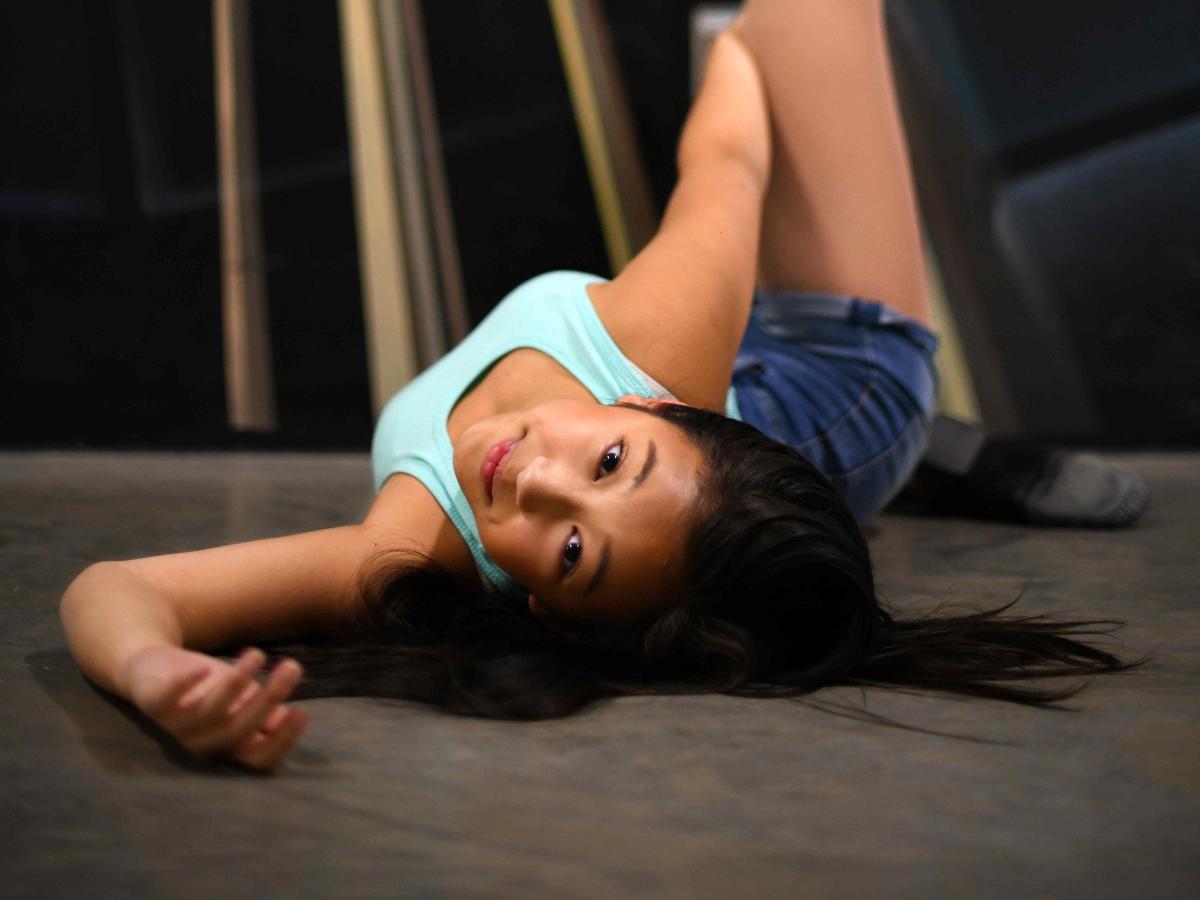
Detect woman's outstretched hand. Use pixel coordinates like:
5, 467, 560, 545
122, 644, 309, 772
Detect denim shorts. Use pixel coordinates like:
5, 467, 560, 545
731, 289, 941, 523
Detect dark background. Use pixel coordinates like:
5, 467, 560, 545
5, 0, 1200, 451
2, 0, 696, 451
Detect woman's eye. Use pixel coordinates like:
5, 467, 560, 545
562, 529, 583, 575
596, 440, 626, 478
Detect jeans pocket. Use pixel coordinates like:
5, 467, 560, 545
839, 410, 934, 521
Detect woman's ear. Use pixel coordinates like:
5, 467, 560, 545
528, 594, 579, 639
617, 394, 690, 412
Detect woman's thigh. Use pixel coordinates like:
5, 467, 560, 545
732, 288, 940, 522
738, 0, 932, 327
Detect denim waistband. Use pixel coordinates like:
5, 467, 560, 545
751, 288, 940, 357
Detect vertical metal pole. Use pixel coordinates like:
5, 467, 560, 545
575, 0, 657, 256
402, 0, 472, 344
547, 0, 634, 273
339, 0, 421, 418
377, 0, 446, 368
213, 0, 276, 431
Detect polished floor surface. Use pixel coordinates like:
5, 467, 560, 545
3, 450, 1198, 898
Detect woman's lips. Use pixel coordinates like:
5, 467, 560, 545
481, 438, 520, 502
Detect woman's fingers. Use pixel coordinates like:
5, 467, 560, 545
170, 650, 265, 753
262, 704, 291, 733
233, 707, 310, 771
193, 648, 264, 720
141, 647, 310, 767
227, 672, 263, 715
224, 659, 302, 747
143, 664, 211, 718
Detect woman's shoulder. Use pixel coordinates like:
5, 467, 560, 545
502, 270, 609, 304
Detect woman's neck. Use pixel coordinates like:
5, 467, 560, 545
445, 348, 594, 446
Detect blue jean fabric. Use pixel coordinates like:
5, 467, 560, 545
731, 289, 941, 523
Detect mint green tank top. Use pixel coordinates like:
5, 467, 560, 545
370, 270, 742, 595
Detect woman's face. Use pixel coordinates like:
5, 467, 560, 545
453, 396, 704, 630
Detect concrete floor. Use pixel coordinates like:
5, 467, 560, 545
3, 450, 1198, 899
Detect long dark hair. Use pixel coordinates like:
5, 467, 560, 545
261, 404, 1147, 729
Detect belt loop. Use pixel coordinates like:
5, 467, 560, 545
733, 352, 766, 377
853, 298, 883, 326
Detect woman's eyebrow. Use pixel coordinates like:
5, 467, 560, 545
629, 440, 657, 490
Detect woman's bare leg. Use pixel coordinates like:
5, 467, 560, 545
737, 0, 931, 326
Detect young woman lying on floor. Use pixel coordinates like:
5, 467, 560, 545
60, 0, 1142, 771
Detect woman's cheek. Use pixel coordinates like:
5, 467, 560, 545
486, 521, 545, 581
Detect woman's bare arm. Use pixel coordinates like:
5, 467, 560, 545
59, 524, 390, 697
588, 26, 771, 408
59, 523, 406, 769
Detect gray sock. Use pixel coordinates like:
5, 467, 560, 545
1016, 450, 1150, 527
915, 416, 1151, 528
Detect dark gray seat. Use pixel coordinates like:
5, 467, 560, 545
886, 0, 1200, 445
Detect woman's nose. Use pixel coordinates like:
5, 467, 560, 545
514, 456, 579, 515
